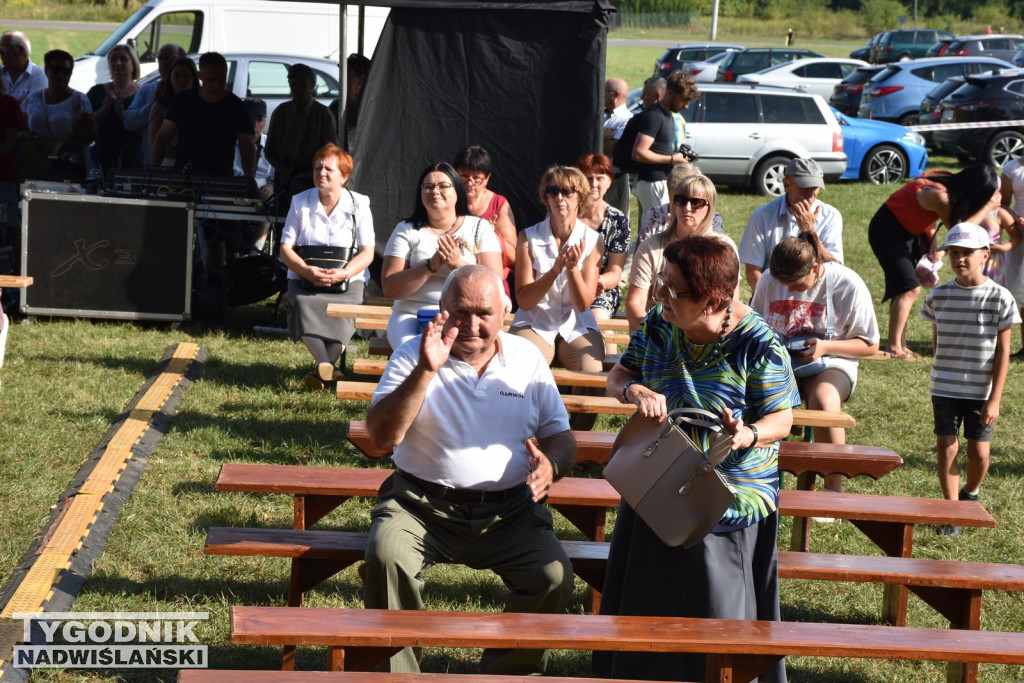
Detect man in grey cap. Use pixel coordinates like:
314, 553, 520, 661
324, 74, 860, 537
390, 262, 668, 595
738, 157, 844, 291
265, 61, 337, 213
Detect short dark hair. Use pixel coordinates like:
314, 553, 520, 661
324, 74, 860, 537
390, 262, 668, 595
198, 51, 227, 71
44, 49, 74, 70
664, 235, 738, 310
407, 161, 470, 228
347, 53, 371, 79
453, 145, 492, 176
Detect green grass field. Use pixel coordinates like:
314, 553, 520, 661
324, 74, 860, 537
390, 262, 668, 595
1, 9, 1023, 683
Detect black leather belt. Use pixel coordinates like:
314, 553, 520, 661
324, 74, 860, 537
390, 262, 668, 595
397, 469, 525, 505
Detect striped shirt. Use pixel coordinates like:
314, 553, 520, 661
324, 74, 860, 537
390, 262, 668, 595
921, 278, 1020, 400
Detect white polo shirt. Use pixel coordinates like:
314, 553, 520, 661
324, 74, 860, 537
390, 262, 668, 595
372, 331, 570, 490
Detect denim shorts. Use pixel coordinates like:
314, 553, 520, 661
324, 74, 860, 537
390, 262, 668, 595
932, 395, 995, 442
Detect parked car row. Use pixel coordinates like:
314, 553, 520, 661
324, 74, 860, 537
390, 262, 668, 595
652, 44, 823, 83
626, 82, 926, 195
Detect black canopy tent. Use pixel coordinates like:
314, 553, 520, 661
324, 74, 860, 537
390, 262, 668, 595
280, 0, 614, 259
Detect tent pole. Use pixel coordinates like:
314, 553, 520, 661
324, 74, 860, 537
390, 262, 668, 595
340, 4, 349, 150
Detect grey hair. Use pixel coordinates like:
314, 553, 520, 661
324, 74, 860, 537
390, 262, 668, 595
441, 265, 511, 315
3, 31, 31, 58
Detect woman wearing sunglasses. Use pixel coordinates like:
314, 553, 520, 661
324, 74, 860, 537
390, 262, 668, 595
21, 50, 96, 142
625, 174, 736, 333
597, 234, 798, 683
511, 165, 604, 429
381, 161, 502, 349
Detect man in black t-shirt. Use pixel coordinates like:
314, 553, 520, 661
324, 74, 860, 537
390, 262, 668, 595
151, 52, 255, 178
631, 70, 699, 216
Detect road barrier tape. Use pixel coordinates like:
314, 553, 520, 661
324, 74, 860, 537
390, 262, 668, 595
907, 119, 1024, 132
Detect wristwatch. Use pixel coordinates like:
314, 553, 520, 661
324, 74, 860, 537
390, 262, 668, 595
747, 424, 759, 449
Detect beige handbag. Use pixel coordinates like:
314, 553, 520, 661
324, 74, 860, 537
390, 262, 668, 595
604, 407, 736, 549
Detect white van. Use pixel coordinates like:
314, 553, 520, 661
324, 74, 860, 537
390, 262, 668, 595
70, 0, 387, 91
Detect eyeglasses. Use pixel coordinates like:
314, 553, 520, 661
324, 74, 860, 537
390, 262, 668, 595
655, 273, 691, 300
672, 195, 709, 210
421, 182, 454, 193
458, 173, 486, 185
544, 186, 577, 199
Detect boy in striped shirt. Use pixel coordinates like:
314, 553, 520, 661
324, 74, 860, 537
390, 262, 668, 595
921, 222, 1020, 536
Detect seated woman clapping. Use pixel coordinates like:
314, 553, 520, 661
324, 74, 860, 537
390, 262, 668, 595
750, 231, 880, 492
381, 161, 503, 349
510, 166, 605, 429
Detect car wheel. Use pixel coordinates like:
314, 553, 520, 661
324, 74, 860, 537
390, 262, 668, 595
986, 131, 1024, 168
896, 113, 918, 127
861, 144, 908, 185
754, 155, 790, 196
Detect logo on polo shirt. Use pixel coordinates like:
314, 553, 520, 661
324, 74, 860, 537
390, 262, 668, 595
499, 390, 525, 399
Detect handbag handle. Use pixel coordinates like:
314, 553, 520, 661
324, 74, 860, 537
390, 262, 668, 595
666, 407, 735, 469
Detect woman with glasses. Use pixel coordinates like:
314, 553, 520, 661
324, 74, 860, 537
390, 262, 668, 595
597, 234, 798, 683
21, 50, 95, 142
625, 174, 735, 333
577, 153, 629, 356
751, 232, 879, 493
510, 166, 604, 429
454, 145, 517, 297
382, 161, 502, 349
87, 44, 143, 173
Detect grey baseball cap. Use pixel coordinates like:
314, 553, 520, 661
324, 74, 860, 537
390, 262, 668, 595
785, 158, 824, 188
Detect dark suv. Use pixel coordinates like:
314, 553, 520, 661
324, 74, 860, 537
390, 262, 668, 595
652, 43, 744, 78
829, 65, 883, 116
917, 76, 965, 147
871, 29, 953, 64
932, 68, 1024, 166
716, 48, 824, 82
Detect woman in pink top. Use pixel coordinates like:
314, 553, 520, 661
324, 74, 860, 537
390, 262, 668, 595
454, 146, 517, 297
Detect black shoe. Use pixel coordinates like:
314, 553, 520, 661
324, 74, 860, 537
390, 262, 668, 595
938, 524, 963, 538
959, 488, 979, 502
1011, 349, 1024, 361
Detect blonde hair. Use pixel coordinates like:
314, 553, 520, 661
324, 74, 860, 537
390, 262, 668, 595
107, 44, 141, 81
672, 174, 717, 234
538, 165, 593, 215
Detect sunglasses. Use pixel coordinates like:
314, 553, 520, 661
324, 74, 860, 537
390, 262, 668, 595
544, 186, 577, 199
672, 195, 709, 210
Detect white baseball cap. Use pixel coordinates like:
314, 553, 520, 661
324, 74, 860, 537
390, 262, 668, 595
942, 222, 990, 250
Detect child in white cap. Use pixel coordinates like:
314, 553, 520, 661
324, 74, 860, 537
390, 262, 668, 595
921, 222, 1021, 536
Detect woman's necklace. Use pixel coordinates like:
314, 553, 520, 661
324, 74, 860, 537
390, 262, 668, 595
681, 306, 732, 369
426, 215, 458, 234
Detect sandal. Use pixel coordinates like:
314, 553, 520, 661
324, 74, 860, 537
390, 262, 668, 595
317, 361, 336, 382
303, 372, 326, 392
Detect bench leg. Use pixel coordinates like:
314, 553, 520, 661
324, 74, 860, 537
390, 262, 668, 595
851, 520, 913, 627
907, 586, 981, 683
282, 645, 295, 670
705, 652, 784, 683
289, 557, 361, 606
328, 646, 402, 671
294, 494, 350, 530
788, 472, 817, 552
552, 504, 607, 613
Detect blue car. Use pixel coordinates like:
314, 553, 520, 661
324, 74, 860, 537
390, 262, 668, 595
831, 107, 928, 185
856, 56, 1011, 125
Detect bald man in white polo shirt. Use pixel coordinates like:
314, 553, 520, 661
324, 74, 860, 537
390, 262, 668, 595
363, 264, 576, 675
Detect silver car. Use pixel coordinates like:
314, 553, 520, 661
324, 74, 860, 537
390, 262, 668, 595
681, 84, 847, 195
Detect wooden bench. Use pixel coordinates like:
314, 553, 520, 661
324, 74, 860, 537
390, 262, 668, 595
0, 275, 33, 288
364, 338, 622, 371
214, 464, 992, 628
344, 419, 901, 553
327, 302, 630, 333
334, 380, 856, 428
230, 605, 1024, 680
180, 672, 650, 683
206, 525, 1024, 633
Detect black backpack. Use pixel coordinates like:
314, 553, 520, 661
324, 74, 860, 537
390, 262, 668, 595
611, 113, 644, 175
